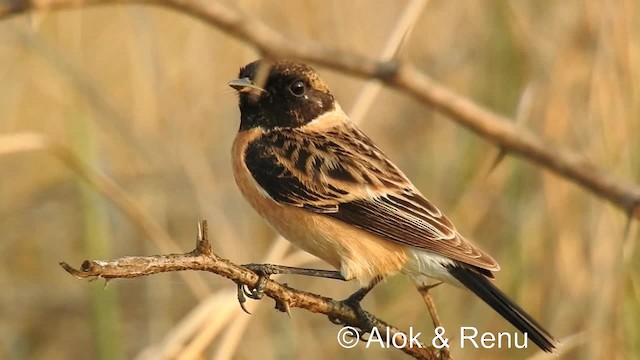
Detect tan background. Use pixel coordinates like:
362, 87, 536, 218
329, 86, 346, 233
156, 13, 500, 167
1, 0, 639, 359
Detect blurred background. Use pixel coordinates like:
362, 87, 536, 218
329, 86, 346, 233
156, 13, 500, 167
1, 0, 639, 359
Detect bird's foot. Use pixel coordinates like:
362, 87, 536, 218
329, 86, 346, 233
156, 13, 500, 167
343, 291, 376, 333
328, 290, 375, 333
236, 264, 274, 314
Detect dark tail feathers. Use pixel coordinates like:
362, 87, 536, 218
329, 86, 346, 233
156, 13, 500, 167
447, 265, 558, 353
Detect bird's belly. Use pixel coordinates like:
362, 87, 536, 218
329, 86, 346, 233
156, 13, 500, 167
249, 198, 346, 270
249, 197, 408, 286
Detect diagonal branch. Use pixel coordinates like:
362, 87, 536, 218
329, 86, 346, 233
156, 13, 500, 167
60, 221, 442, 360
2, 0, 639, 219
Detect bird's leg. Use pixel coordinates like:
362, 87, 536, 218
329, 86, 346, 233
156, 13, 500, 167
236, 263, 346, 314
334, 277, 382, 332
245, 263, 346, 281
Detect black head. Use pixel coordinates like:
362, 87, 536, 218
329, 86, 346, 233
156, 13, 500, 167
229, 60, 336, 131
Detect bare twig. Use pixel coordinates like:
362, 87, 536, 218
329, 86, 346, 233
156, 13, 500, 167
416, 283, 444, 330
60, 221, 440, 360
1, 0, 638, 219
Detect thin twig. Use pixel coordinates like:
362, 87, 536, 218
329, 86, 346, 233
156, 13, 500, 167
416, 283, 444, 330
60, 221, 439, 360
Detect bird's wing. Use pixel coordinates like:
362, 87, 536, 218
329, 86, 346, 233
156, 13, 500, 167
244, 123, 498, 272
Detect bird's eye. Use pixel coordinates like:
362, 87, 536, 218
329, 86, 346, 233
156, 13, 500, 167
289, 80, 306, 97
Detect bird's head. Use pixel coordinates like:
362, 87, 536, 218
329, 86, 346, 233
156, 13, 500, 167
229, 60, 336, 130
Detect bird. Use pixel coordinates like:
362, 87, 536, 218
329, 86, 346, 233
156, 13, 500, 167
228, 59, 558, 353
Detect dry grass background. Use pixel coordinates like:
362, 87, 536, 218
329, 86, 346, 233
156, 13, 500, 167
1, 0, 639, 359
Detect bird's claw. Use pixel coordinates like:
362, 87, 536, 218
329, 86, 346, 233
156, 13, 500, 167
241, 275, 268, 300
343, 294, 375, 333
235, 264, 273, 313
236, 282, 252, 314
329, 294, 376, 333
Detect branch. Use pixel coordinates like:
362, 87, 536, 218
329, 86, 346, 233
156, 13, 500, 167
60, 221, 442, 360
1, 0, 639, 219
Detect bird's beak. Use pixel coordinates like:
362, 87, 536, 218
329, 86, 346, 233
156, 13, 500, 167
227, 77, 265, 93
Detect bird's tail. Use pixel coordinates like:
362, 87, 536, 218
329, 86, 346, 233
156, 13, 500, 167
447, 265, 558, 353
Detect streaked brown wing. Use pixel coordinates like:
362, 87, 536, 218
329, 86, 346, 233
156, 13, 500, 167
326, 192, 498, 271
244, 123, 498, 271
